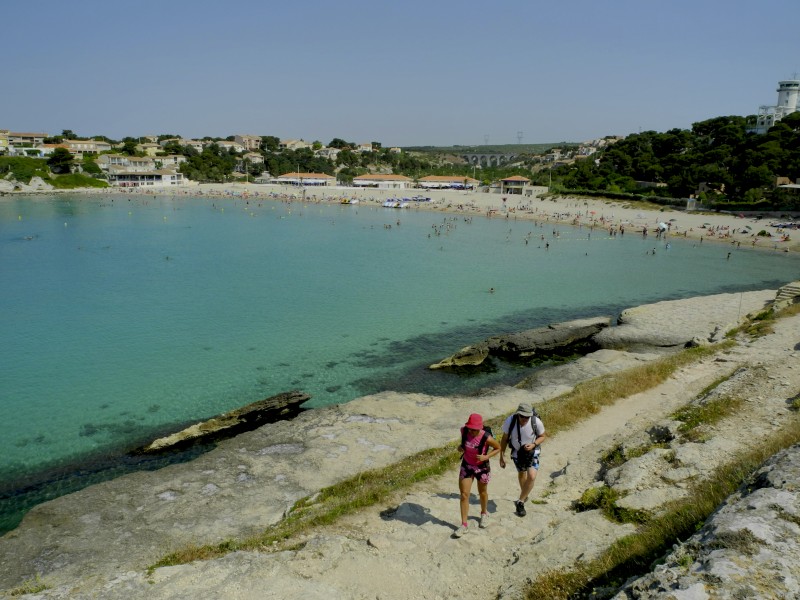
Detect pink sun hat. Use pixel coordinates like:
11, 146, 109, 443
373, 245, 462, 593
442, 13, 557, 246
465, 413, 483, 430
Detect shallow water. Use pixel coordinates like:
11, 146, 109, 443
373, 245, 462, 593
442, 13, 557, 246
1, 192, 797, 530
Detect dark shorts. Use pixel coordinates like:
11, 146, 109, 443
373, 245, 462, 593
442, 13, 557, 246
512, 450, 539, 473
460, 460, 491, 484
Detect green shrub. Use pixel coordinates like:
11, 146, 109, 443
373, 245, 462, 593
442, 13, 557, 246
46, 173, 109, 189
574, 485, 649, 525
0, 156, 49, 183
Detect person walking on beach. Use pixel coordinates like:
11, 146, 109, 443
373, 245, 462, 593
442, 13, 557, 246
454, 413, 501, 537
499, 403, 546, 517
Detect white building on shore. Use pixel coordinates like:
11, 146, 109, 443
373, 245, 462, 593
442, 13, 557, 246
748, 78, 800, 134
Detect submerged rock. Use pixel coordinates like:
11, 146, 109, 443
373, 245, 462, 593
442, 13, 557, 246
134, 390, 310, 454
428, 343, 490, 369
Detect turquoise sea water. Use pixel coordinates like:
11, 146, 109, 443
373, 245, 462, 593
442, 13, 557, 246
1, 192, 798, 531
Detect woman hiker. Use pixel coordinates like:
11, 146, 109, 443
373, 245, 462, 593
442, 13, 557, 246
454, 413, 501, 538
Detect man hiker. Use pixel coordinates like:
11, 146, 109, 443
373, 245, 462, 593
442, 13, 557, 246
499, 402, 546, 517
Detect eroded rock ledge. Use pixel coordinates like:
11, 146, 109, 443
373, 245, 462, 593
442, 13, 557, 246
135, 390, 309, 454
429, 316, 611, 369
613, 444, 800, 599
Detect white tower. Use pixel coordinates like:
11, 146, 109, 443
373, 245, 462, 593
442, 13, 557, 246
749, 78, 800, 134
776, 80, 800, 116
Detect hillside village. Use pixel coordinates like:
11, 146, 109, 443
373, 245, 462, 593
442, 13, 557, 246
0, 128, 611, 195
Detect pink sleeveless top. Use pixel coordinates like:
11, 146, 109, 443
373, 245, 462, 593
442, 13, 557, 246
461, 427, 487, 466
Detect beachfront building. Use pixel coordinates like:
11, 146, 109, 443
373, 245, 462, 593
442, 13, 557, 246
234, 135, 261, 151
417, 175, 480, 190
273, 172, 336, 186
352, 174, 413, 189
107, 168, 185, 187
499, 175, 532, 195
0, 129, 9, 154
356, 142, 373, 153
748, 78, 800, 134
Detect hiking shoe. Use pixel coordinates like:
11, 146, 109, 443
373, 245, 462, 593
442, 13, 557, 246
515, 500, 527, 517
454, 524, 468, 538
479, 513, 489, 529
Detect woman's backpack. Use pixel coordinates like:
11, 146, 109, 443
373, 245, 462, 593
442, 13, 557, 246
460, 426, 494, 455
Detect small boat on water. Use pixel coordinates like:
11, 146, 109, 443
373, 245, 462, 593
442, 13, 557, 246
340, 198, 359, 205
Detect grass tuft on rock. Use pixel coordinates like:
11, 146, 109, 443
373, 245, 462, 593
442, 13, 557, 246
8, 575, 48, 596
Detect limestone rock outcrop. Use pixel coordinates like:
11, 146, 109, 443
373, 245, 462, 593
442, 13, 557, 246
487, 316, 610, 358
613, 444, 800, 599
594, 290, 776, 349
0, 176, 53, 193
429, 316, 611, 369
135, 390, 310, 453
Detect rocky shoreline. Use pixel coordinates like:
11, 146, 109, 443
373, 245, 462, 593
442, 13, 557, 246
1, 287, 799, 599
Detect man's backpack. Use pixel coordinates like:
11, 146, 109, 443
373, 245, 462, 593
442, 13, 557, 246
508, 408, 540, 452
460, 425, 494, 455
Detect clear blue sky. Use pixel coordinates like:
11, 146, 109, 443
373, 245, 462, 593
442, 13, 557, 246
4, 0, 799, 147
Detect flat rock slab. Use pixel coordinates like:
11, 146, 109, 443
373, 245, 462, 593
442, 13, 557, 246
594, 290, 776, 348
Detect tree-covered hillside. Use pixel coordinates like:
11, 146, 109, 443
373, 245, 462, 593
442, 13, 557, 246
552, 114, 800, 208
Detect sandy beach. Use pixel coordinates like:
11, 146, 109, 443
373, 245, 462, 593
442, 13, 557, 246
49, 181, 797, 252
